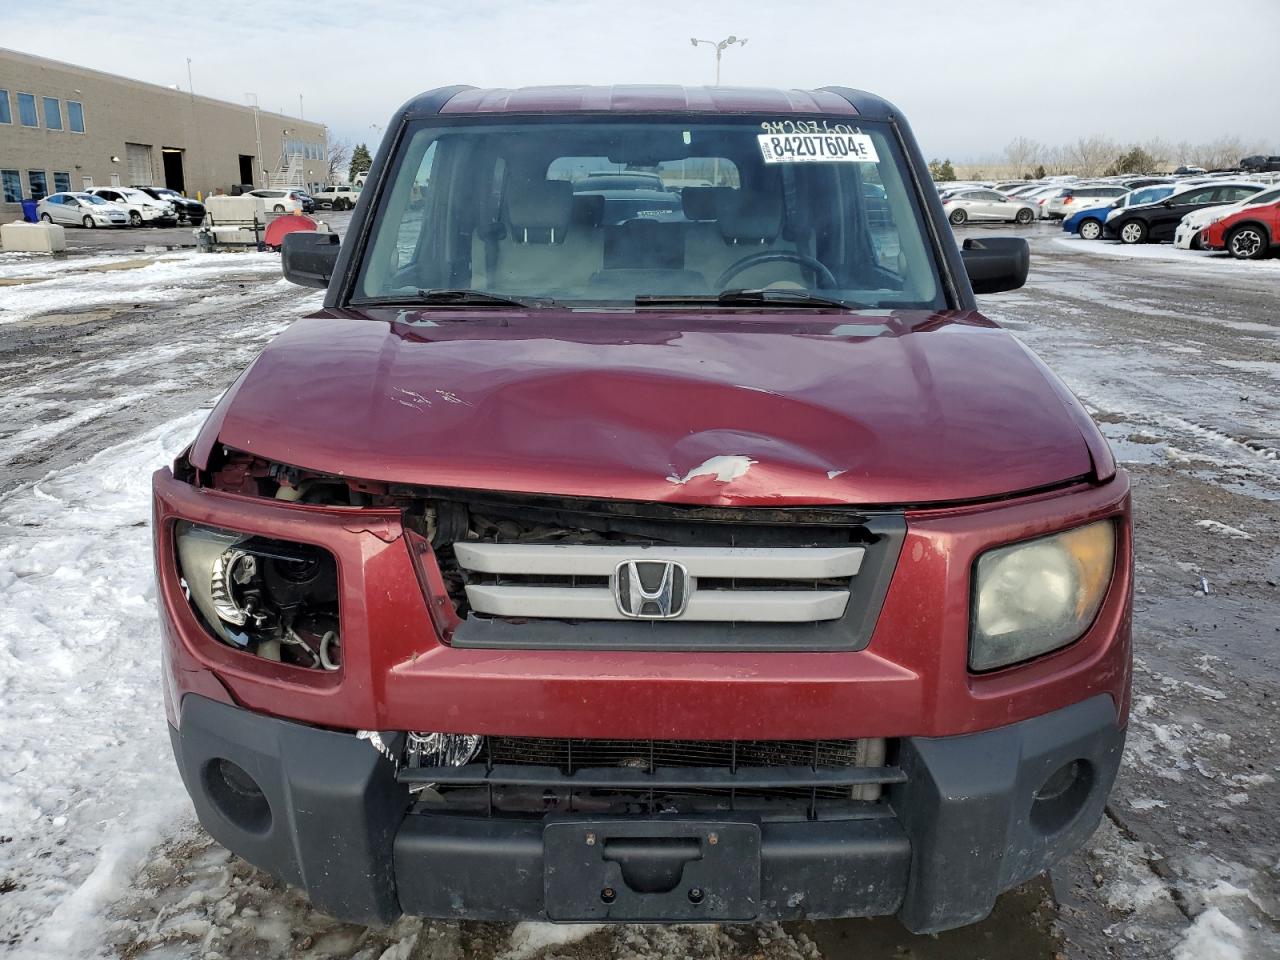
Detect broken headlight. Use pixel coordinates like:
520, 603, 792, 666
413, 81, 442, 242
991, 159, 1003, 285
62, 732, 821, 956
174, 521, 341, 670
970, 520, 1115, 672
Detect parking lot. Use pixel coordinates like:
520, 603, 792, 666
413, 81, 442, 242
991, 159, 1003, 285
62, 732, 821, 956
0, 218, 1276, 959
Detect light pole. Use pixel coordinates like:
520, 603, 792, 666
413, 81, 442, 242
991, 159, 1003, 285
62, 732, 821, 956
690, 35, 747, 85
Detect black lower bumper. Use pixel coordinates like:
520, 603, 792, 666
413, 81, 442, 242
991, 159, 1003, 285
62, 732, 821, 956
169, 694, 1124, 933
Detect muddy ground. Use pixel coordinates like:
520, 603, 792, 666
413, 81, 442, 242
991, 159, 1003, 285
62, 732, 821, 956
0, 220, 1276, 959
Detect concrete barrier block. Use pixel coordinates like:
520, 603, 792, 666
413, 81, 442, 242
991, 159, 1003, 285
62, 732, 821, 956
203, 195, 261, 225
1, 220, 67, 253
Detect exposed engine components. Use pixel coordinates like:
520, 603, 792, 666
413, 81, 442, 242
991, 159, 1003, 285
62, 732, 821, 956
175, 521, 341, 670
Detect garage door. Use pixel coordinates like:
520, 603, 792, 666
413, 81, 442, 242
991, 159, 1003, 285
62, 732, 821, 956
126, 143, 153, 186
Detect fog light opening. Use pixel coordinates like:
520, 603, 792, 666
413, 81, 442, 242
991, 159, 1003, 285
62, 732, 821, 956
204, 758, 272, 834
1030, 759, 1093, 834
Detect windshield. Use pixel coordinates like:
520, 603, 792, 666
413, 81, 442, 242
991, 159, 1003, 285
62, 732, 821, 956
78, 194, 110, 205
355, 117, 945, 310
1124, 186, 1175, 207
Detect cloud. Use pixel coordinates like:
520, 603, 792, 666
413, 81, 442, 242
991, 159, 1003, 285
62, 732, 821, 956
7, 0, 1278, 160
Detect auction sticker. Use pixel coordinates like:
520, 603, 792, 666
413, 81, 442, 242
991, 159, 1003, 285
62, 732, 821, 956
758, 132, 879, 164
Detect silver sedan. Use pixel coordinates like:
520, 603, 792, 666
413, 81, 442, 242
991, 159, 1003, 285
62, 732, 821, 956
942, 189, 1037, 225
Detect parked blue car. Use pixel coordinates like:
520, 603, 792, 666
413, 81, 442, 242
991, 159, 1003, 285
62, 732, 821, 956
1063, 185, 1177, 240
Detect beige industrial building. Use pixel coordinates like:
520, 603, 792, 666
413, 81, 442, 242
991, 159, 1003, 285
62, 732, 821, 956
0, 47, 329, 220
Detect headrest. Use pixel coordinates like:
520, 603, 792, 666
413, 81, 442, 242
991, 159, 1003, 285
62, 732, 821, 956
715, 189, 782, 244
508, 180, 573, 243
680, 186, 732, 221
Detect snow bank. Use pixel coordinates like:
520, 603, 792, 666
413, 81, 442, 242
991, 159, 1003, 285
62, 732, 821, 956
0, 411, 209, 957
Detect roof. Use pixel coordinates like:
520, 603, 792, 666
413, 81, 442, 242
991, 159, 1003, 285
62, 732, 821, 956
436, 85, 861, 116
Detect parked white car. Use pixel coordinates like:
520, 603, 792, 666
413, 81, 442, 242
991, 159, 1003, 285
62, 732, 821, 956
246, 189, 304, 214
85, 188, 177, 227
312, 184, 361, 210
85, 187, 176, 226
942, 189, 1037, 225
37, 192, 130, 228
1173, 184, 1280, 249
1044, 184, 1131, 220
1021, 184, 1067, 218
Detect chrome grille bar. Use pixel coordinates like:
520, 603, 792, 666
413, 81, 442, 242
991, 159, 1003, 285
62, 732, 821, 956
454, 543, 865, 623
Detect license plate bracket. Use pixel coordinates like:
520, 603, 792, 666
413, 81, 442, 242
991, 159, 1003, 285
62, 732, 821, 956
543, 819, 760, 921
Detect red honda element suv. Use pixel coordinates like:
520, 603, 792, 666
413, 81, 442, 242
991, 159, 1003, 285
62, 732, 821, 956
153, 84, 1131, 933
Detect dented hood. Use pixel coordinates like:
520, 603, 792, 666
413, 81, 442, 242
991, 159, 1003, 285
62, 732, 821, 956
194, 309, 1104, 506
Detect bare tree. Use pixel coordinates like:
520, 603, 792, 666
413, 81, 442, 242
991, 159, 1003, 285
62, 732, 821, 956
1003, 137, 1040, 178
1191, 136, 1244, 170
327, 139, 351, 184
1069, 135, 1118, 177
1141, 137, 1173, 172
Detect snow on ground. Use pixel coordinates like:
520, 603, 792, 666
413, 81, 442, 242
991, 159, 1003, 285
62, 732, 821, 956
0, 412, 207, 957
3, 233, 1278, 958
1052, 236, 1280, 271
0, 250, 283, 327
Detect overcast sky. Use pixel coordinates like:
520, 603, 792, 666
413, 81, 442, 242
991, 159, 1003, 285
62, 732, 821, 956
8, 0, 1278, 161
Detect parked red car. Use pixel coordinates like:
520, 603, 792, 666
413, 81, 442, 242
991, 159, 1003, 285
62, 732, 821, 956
1199, 195, 1280, 259
153, 85, 1131, 933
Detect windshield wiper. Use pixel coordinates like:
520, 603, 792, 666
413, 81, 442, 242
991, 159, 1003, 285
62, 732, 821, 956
636, 288, 861, 310
360, 288, 552, 308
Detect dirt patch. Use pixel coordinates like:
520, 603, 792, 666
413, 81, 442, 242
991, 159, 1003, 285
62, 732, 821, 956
81, 258, 161, 273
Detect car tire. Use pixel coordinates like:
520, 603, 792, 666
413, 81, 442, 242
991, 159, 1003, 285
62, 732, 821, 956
1015, 207, 1034, 224
1118, 220, 1147, 244
949, 208, 968, 225
1227, 225, 1267, 260
39, 213, 53, 223
129, 211, 143, 227
1079, 219, 1103, 240
82, 215, 95, 229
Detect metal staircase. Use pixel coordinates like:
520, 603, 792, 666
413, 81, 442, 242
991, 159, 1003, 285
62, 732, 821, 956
268, 152, 304, 190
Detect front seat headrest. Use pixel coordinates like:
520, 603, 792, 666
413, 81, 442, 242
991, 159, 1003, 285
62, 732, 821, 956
681, 185, 732, 222
508, 180, 574, 243
715, 189, 782, 244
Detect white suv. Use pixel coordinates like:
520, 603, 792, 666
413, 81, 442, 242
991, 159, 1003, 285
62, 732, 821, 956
85, 187, 176, 226
313, 184, 361, 210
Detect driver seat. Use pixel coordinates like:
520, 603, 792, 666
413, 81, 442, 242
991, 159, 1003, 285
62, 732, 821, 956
682, 187, 804, 289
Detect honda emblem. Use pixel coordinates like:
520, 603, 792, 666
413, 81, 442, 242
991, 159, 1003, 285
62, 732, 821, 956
614, 560, 690, 619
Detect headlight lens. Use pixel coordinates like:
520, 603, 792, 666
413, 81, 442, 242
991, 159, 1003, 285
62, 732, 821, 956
174, 521, 341, 670
970, 520, 1115, 671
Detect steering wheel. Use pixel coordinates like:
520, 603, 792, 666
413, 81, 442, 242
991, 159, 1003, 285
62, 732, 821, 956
715, 251, 838, 290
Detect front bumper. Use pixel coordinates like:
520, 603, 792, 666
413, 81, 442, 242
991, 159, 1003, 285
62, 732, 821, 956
170, 692, 1124, 933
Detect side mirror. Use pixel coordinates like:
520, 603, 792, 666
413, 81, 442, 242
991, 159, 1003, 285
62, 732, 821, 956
961, 236, 1029, 295
1161, 200, 1173, 207
282, 231, 340, 288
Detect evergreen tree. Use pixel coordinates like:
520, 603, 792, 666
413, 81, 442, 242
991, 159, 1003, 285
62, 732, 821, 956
928, 158, 957, 182
349, 143, 373, 183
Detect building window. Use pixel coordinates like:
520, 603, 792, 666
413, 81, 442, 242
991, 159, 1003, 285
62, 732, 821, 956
2, 170, 21, 202
42, 97, 62, 131
28, 170, 48, 201
17, 93, 38, 127
0, 91, 11, 124
67, 100, 84, 133
54, 172, 71, 193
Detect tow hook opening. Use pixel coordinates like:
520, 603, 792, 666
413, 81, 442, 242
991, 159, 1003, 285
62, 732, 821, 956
1030, 759, 1093, 834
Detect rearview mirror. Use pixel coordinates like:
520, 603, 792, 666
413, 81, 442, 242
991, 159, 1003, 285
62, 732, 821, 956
961, 237, 1029, 295
282, 231, 340, 288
